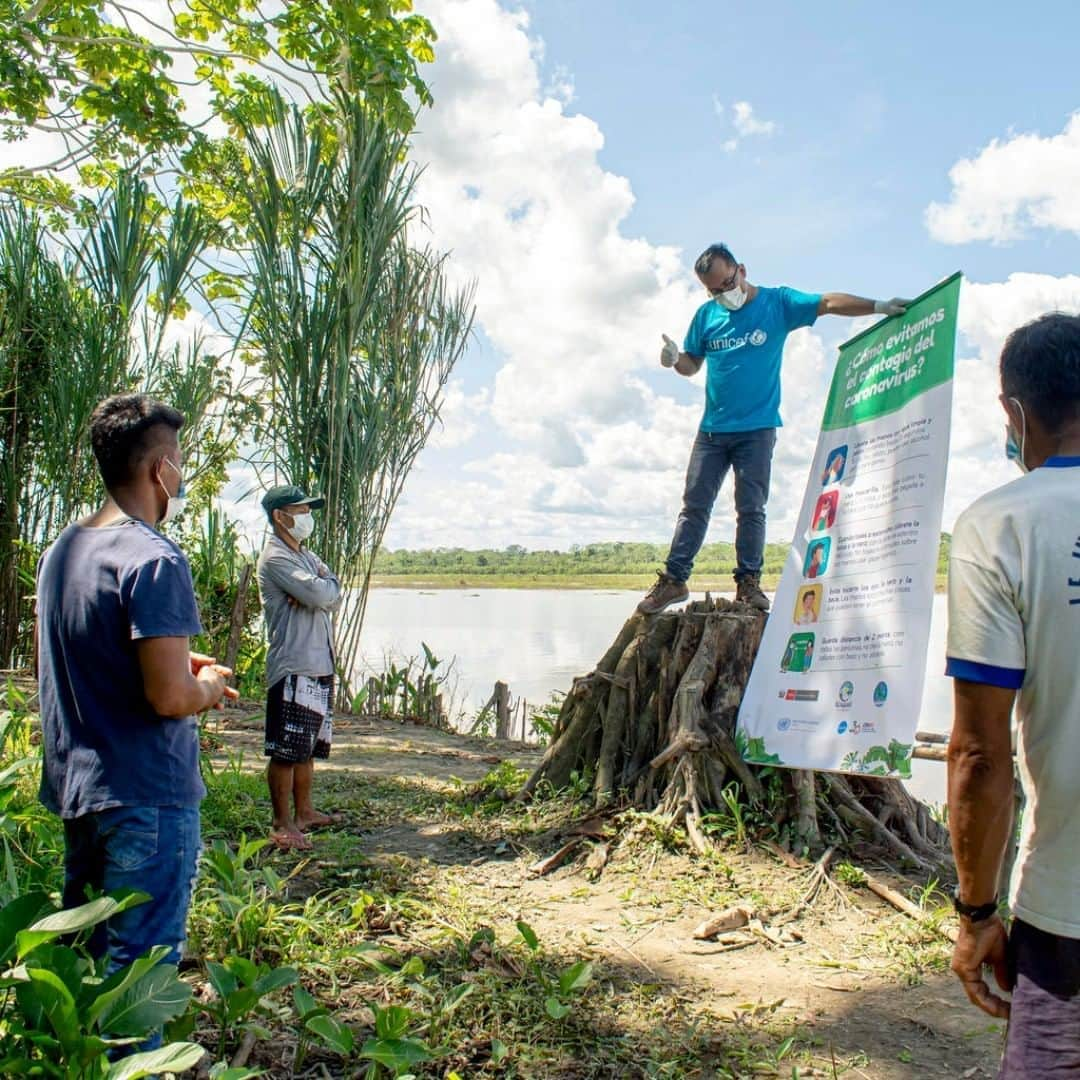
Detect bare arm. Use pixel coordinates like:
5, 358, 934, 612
136, 636, 227, 717
948, 679, 1015, 902
818, 293, 877, 317
673, 352, 703, 376
819, 294, 911, 317
947, 678, 1016, 1018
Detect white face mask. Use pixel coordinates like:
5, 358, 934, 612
283, 510, 315, 542
1005, 397, 1029, 475
715, 284, 747, 311
158, 458, 187, 524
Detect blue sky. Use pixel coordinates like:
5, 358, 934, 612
33, 1, 1068, 554
365, 0, 1080, 554
19, 1, 1080, 555
517, 0, 1080, 289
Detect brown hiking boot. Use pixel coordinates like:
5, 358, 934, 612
637, 572, 689, 615
735, 573, 770, 611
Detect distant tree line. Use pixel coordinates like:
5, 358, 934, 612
374, 536, 953, 577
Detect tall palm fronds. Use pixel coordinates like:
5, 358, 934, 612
241, 92, 475, 694
0, 175, 243, 663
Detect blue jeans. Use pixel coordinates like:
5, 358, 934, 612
63, 804, 200, 984
665, 428, 777, 583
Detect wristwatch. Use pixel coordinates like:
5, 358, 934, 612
952, 886, 998, 922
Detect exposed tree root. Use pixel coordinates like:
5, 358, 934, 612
520, 596, 952, 874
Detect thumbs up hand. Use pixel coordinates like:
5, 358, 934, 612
660, 334, 679, 368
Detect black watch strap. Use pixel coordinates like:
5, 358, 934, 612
952, 886, 998, 922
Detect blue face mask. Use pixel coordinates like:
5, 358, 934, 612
1005, 398, 1028, 474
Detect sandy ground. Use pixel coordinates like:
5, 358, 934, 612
206, 708, 1005, 1080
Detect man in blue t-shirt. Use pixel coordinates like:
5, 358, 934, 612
638, 242, 909, 614
36, 394, 235, 1014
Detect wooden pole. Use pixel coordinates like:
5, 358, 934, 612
222, 562, 253, 702
494, 680, 510, 739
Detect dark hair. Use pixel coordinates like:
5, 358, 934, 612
694, 243, 737, 277
1000, 313, 1080, 431
90, 394, 185, 491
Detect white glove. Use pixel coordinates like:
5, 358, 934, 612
873, 297, 911, 317
660, 333, 679, 367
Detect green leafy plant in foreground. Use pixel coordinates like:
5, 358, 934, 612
292, 985, 356, 1070
358, 1001, 435, 1078
202, 955, 299, 1059
190, 836, 305, 962
516, 921, 593, 1022
0, 892, 203, 1078
0, 697, 65, 903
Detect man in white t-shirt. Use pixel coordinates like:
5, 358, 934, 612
946, 312, 1080, 1076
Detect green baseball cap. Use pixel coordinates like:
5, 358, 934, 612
261, 484, 326, 515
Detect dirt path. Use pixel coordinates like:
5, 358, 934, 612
209, 709, 1004, 1079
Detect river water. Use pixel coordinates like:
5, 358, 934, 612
357, 589, 950, 805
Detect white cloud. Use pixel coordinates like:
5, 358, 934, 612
428, 381, 490, 449
732, 101, 776, 138
399, 0, 705, 531
941, 272, 1080, 527
545, 64, 575, 106
711, 98, 776, 154
926, 112, 1080, 244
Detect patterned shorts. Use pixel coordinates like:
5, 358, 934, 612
265, 674, 334, 764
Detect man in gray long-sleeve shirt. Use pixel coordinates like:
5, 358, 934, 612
257, 484, 344, 850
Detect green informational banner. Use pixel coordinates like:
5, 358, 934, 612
821, 273, 962, 432
737, 273, 961, 779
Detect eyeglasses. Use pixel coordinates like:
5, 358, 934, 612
707, 265, 742, 295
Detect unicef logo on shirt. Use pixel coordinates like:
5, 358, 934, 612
750, 329, 768, 346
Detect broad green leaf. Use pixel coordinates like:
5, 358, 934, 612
206, 959, 238, 998
292, 985, 318, 1018
85, 946, 171, 1024
440, 982, 474, 1014
0, 892, 54, 964
223, 954, 259, 985
96, 965, 192, 1036
360, 1037, 433, 1068
305, 1012, 355, 1054
544, 996, 571, 1020
23, 968, 80, 1052
106, 1040, 206, 1079
30, 944, 86, 1001
558, 960, 593, 996
17, 893, 149, 958
491, 1038, 509, 1063
225, 987, 261, 1022
374, 1002, 413, 1041
516, 921, 539, 952
251, 965, 298, 996
164, 1003, 197, 1043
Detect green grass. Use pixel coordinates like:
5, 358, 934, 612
369, 571, 762, 591
1, 685, 963, 1079
370, 571, 951, 593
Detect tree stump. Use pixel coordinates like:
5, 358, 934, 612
520, 596, 951, 873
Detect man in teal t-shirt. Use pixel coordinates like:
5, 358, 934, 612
638, 242, 909, 614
